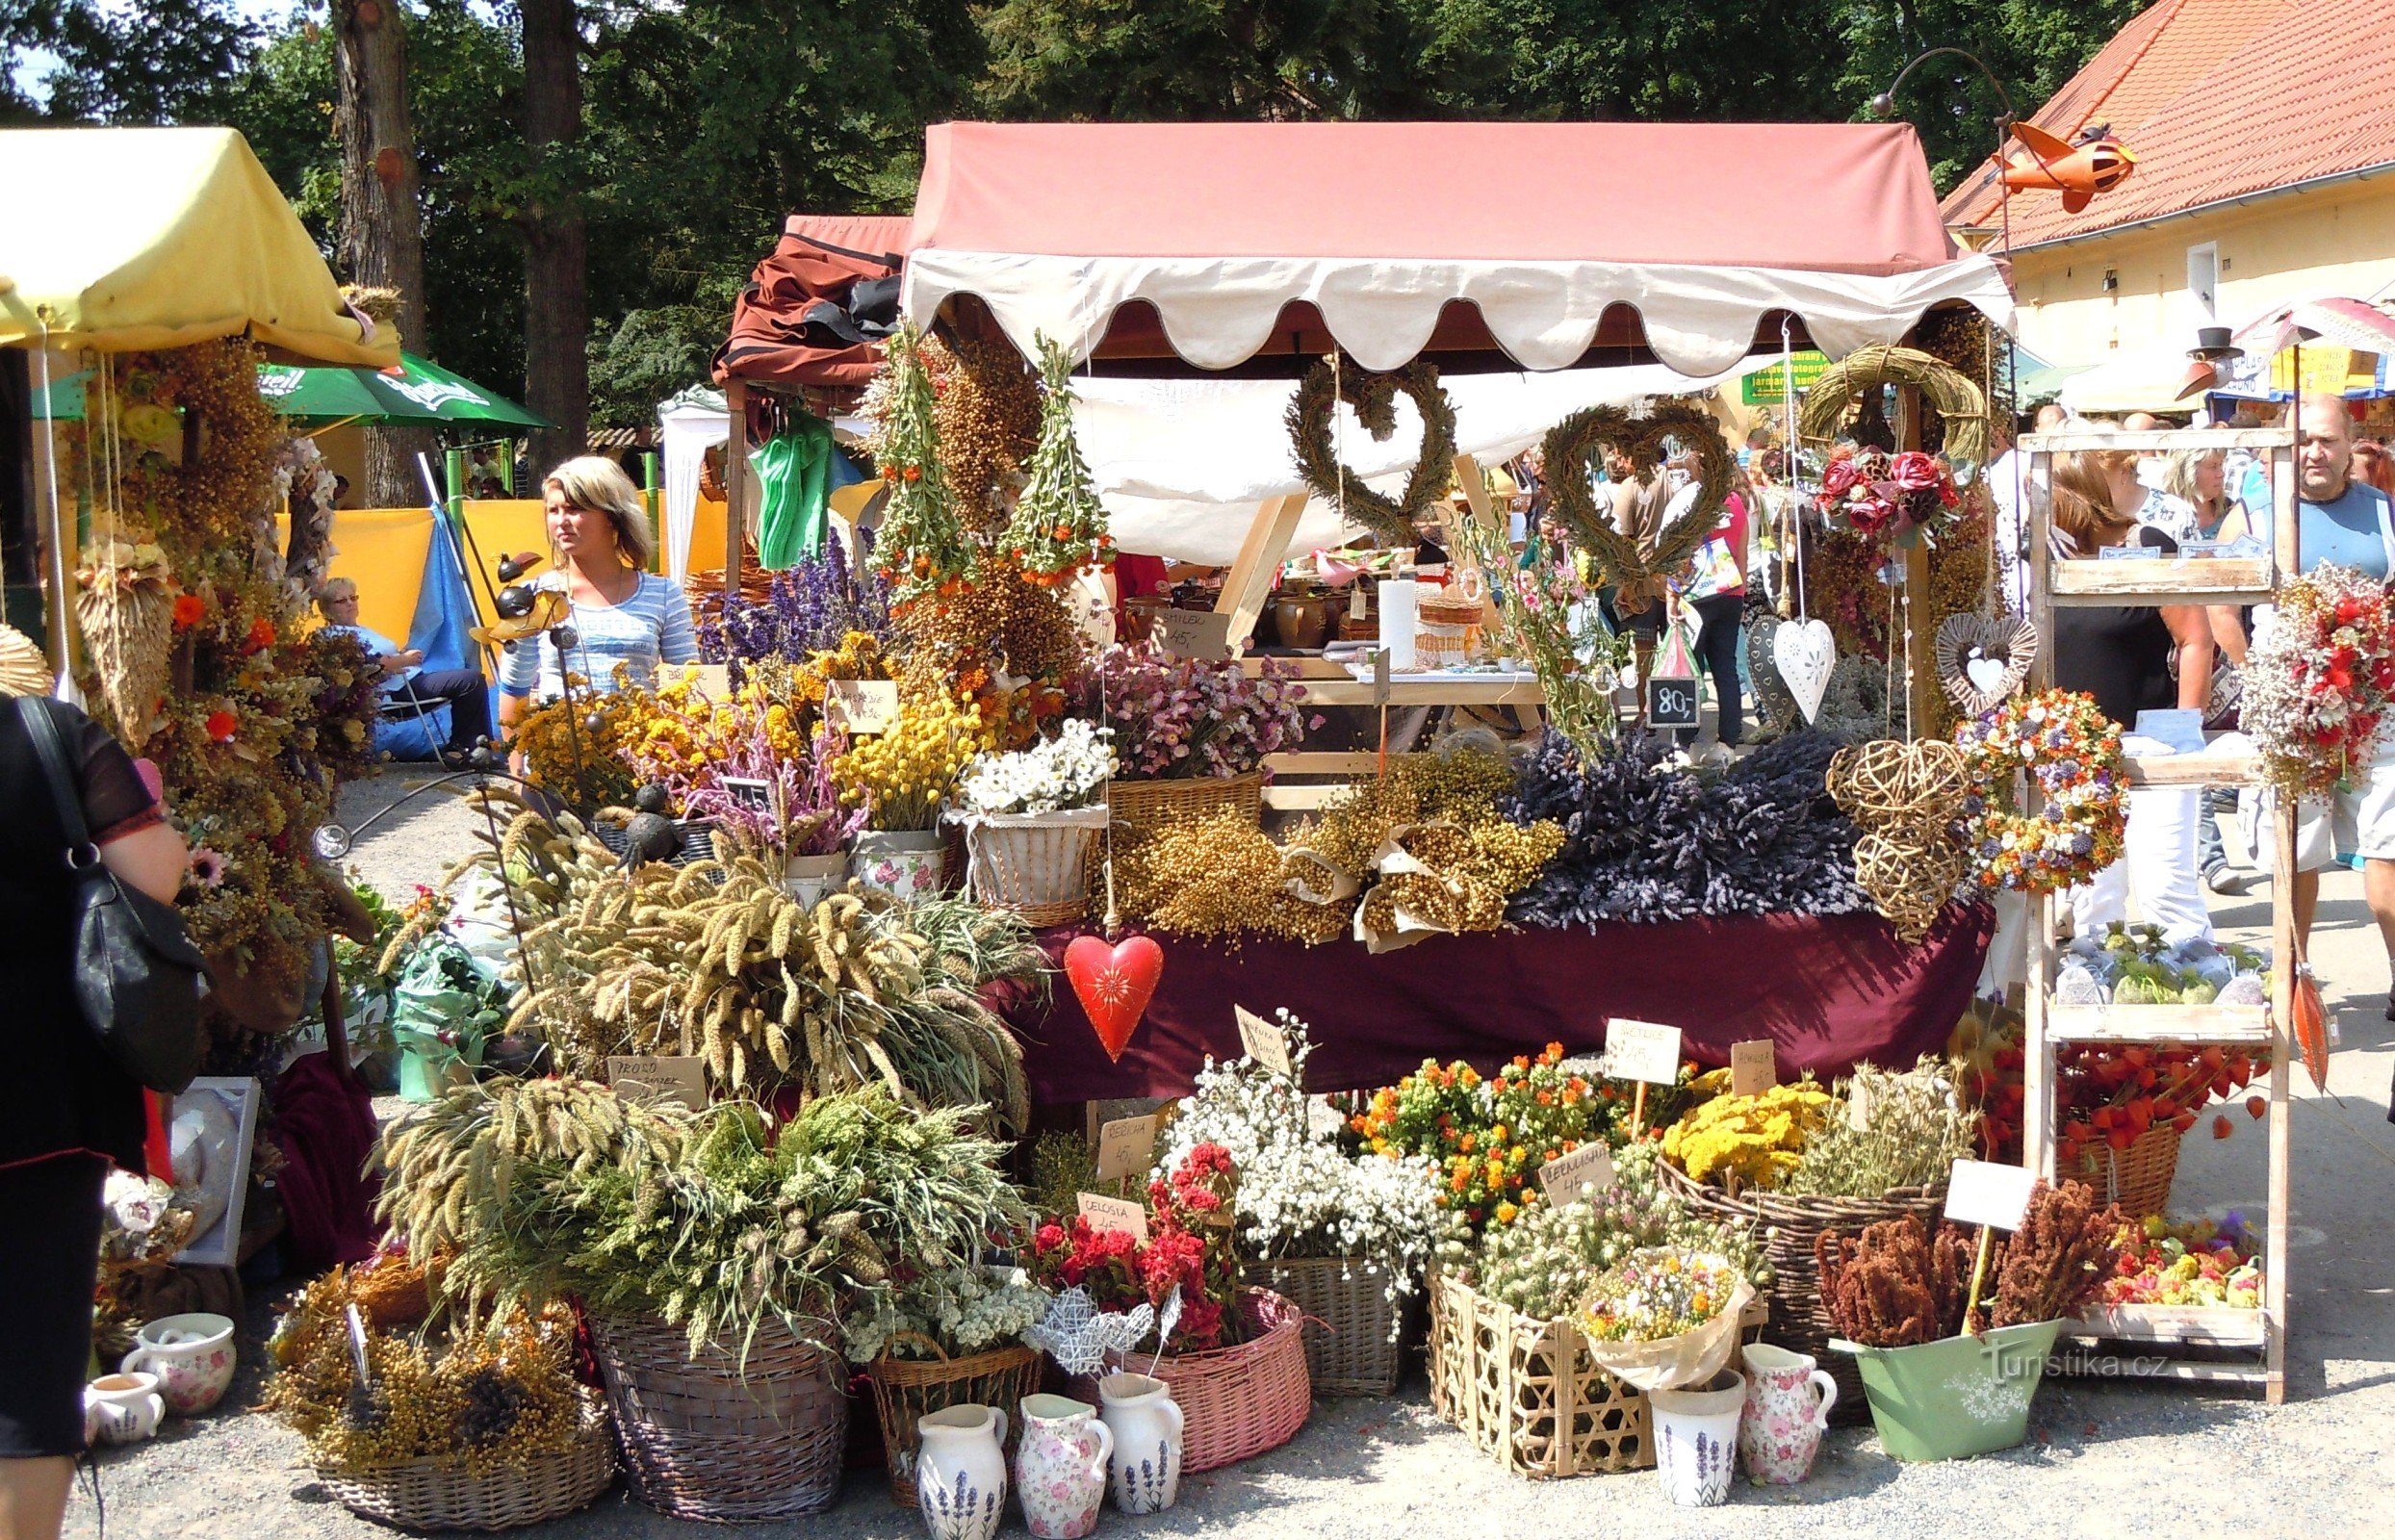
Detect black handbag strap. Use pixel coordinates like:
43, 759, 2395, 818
15, 696, 102, 867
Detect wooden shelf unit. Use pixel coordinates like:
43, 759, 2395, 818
2019, 424, 2299, 1404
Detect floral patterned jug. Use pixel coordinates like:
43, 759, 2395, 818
1013, 1393, 1115, 1540
1738, 1342, 1839, 1484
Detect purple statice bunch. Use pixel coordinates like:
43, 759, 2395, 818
699, 536, 892, 682
1077, 643, 1324, 781
679, 724, 864, 858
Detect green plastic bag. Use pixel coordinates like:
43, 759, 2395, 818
389, 937, 504, 1101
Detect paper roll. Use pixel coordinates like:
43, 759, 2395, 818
1378, 578, 1420, 671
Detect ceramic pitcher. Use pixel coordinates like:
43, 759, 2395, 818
122, 1311, 237, 1417
1013, 1393, 1115, 1540
84, 1373, 165, 1447
915, 1404, 1010, 1540
1097, 1371, 1185, 1514
1649, 1368, 1745, 1507
1738, 1342, 1840, 1484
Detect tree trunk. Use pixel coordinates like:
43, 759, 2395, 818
332, 0, 433, 507
521, 0, 587, 475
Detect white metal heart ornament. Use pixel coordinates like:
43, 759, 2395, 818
1965, 655, 2009, 697
1773, 619, 1836, 724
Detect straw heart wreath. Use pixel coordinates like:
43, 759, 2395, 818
1538, 401, 1735, 615
1286, 357, 1458, 547
1826, 738, 1970, 944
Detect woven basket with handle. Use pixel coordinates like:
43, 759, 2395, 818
1242, 1257, 1404, 1398
2066, 1119, 2181, 1219
1087, 1288, 1308, 1473
863, 1334, 1044, 1507
588, 1313, 848, 1521
1104, 772, 1265, 834
1654, 1157, 1944, 1424
961, 808, 1106, 927
317, 1397, 616, 1532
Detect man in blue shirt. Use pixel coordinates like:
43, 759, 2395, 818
314, 578, 491, 762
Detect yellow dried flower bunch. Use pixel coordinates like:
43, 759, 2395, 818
1118, 810, 1352, 946
1354, 819, 1565, 937
623, 665, 809, 786
1662, 1076, 1835, 1193
832, 687, 990, 832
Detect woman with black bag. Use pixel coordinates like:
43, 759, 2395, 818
0, 643, 186, 1540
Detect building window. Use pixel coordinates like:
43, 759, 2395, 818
2187, 243, 2220, 320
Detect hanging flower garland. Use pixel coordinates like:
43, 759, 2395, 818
1953, 690, 2128, 896
1285, 357, 1456, 546
2242, 562, 2395, 799
999, 335, 1114, 583
872, 321, 974, 609
1813, 447, 1962, 548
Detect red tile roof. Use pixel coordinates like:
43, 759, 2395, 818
1941, 0, 2395, 247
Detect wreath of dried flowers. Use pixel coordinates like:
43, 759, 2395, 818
1285, 357, 1457, 546
1953, 689, 2128, 896
1538, 400, 1733, 604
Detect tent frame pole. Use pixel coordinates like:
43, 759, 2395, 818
724, 379, 749, 586
1214, 492, 1308, 651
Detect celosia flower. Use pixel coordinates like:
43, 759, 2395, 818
205, 709, 240, 742
171, 593, 205, 629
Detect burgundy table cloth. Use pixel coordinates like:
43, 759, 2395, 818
1011, 903, 1994, 1102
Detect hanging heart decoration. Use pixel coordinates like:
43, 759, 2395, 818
1773, 618, 1837, 724
1744, 614, 1803, 733
1826, 738, 1971, 943
1064, 934, 1165, 1062
1286, 357, 1458, 546
1934, 611, 2038, 717
1538, 400, 1735, 615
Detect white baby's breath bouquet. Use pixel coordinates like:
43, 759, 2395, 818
956, 719, 1116, 817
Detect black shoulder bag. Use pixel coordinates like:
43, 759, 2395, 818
17, 697, 208, 1093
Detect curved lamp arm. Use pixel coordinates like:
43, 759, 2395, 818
1868, 46, 2016, 131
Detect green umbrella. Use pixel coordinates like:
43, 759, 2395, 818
35, 351, 553, 429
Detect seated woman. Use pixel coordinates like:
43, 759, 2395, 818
496, 457, 698, 730
314, 578, 491, 763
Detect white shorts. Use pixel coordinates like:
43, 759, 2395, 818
2243, 738, 2395, 872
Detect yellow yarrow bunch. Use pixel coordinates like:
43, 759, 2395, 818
625, 667, 811, 786
831, 688, 990, 832
1661, 1076, 1833, 1193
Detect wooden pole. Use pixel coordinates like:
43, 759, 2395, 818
723, 378, 748, 585
1894, 384, 1937, 733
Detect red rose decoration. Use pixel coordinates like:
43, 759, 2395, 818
1890, 450, 1943, 492
1821, 459, 1861, 499
1846, 494, 1896, 534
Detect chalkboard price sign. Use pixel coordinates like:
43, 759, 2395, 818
1646, 673, 1699, 729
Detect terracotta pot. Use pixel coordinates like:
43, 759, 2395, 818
1270, 591, 1337, 652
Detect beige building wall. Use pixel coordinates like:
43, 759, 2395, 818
2005, 173, 2395, 367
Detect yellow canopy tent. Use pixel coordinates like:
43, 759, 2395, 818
0, 126, 393, 365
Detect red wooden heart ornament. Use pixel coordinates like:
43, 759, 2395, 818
1064, 934, 1165, 1062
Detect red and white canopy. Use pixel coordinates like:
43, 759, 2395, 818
902, 121, 2013, 375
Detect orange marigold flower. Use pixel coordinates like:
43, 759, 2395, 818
245, 617, 276, 652
205, 709, 240, 742
171, 594, 205, 629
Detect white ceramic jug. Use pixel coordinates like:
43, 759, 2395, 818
1649, 1368, 1745, 1507
85, 1373, 165, 1447
1097, 1371, 1185, 1514
1738, 1341, 1839, 1484
1014, 1393, 1114, 1540
914, 1403, 1010, 1540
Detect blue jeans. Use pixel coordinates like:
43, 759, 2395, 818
2198, 784, 2236, 874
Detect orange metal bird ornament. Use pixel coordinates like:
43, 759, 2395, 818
1999, 121, 2137, 212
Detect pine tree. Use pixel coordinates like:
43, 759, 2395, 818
999, 334, 1114, 584
873, 321, 972, 608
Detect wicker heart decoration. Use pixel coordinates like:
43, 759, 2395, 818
1773, 619, 1836, 724
1826, 739, 1970, 943
1287, 358, 1457, 547
1064, 934, 1164, 1062
1935, 612, 2037, 717
1538, 401, 1735, 614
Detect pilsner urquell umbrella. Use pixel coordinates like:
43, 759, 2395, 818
36, 351, 553, 429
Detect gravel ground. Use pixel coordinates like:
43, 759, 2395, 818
65, 769, 2395, 1540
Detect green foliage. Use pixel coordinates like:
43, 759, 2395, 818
587, 303, 724, 430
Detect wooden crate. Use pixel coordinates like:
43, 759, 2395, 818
1426, 1269, 1652, 1478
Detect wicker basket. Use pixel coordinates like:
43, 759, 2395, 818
587, 1313, 848, 1522
1090, 1288, 1309, 1473
1426, 1268, 1652, 1477
1654, 1158, 1943, 1424
863, 1337, 1044, 1507
1417, 593, 1482, 668
1242, 1257, 1404, 1398
317, 1398, 617, 1531
2066, 1120, 2182, 1219
960, 808, 1106, 927
1105, 772, 1265, 834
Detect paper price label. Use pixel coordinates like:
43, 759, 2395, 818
720, 776, 774, 813
605, 1055, 708, 1112
1944, 1159, 2040, 1231
825, 679, 900, 733
1538, 1142, 1616, 1204
1234, 1006, 1294, 1079
1156, 609, 1234, 660
690, 663, 734, 700
1602, 1019, 1684, 1086
1373, 647, 1391, 708
1729, 1040, 1778, 1098
1094, 1115, 1159, 1183
1077, 1192, 1148, 1242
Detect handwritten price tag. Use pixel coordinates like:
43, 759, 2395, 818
1602, 1019, 1683, 1086
1156, 609, 1234, 661
605, 1056, 708, 1112
1538, 1142, 1616, 1204
1729, 1040, 1778, 1098
1235, 1006, 1294, 1079
825, 679, 900, 733
1944, 1159, 2040, 1231
1846, 1080, 1874, 1131
1094, 1115, 1159, 1183
1077, 1192, 1148, 1242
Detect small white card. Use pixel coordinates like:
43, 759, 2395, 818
2099, 545, 2161, 560
1729, 1040, 1778, 1098
720, 776, 774, 812
605, 1055, 708, 1112
1538, 1142, 1616, 1203
1603, 1019, 1684, 1086
1094, 1115, 1159, 1183
1944, 1158, 2041, 1231
825, 679, 900, 733
1077, 1192, 1148, 1242
1234, 1006, 1294, 1079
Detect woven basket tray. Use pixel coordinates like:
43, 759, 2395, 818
863, 1337, 1044, 1507
591, 818, 719, 867
2066, 1119, 2181, 1219
1105, 772, 1265, 834
962, 810, 1105, 928
1243, 1257, 1404, 1399
588, 1313, 848, 1522
317, 1399, 617, 1531
1654, 1158, 1944, 1424
1426, 1268, 1652, 1477
1091, 1288, 1309, 1473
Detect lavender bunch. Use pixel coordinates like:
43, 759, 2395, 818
1502, 731, 1867, 927
699, 539, 891, 684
